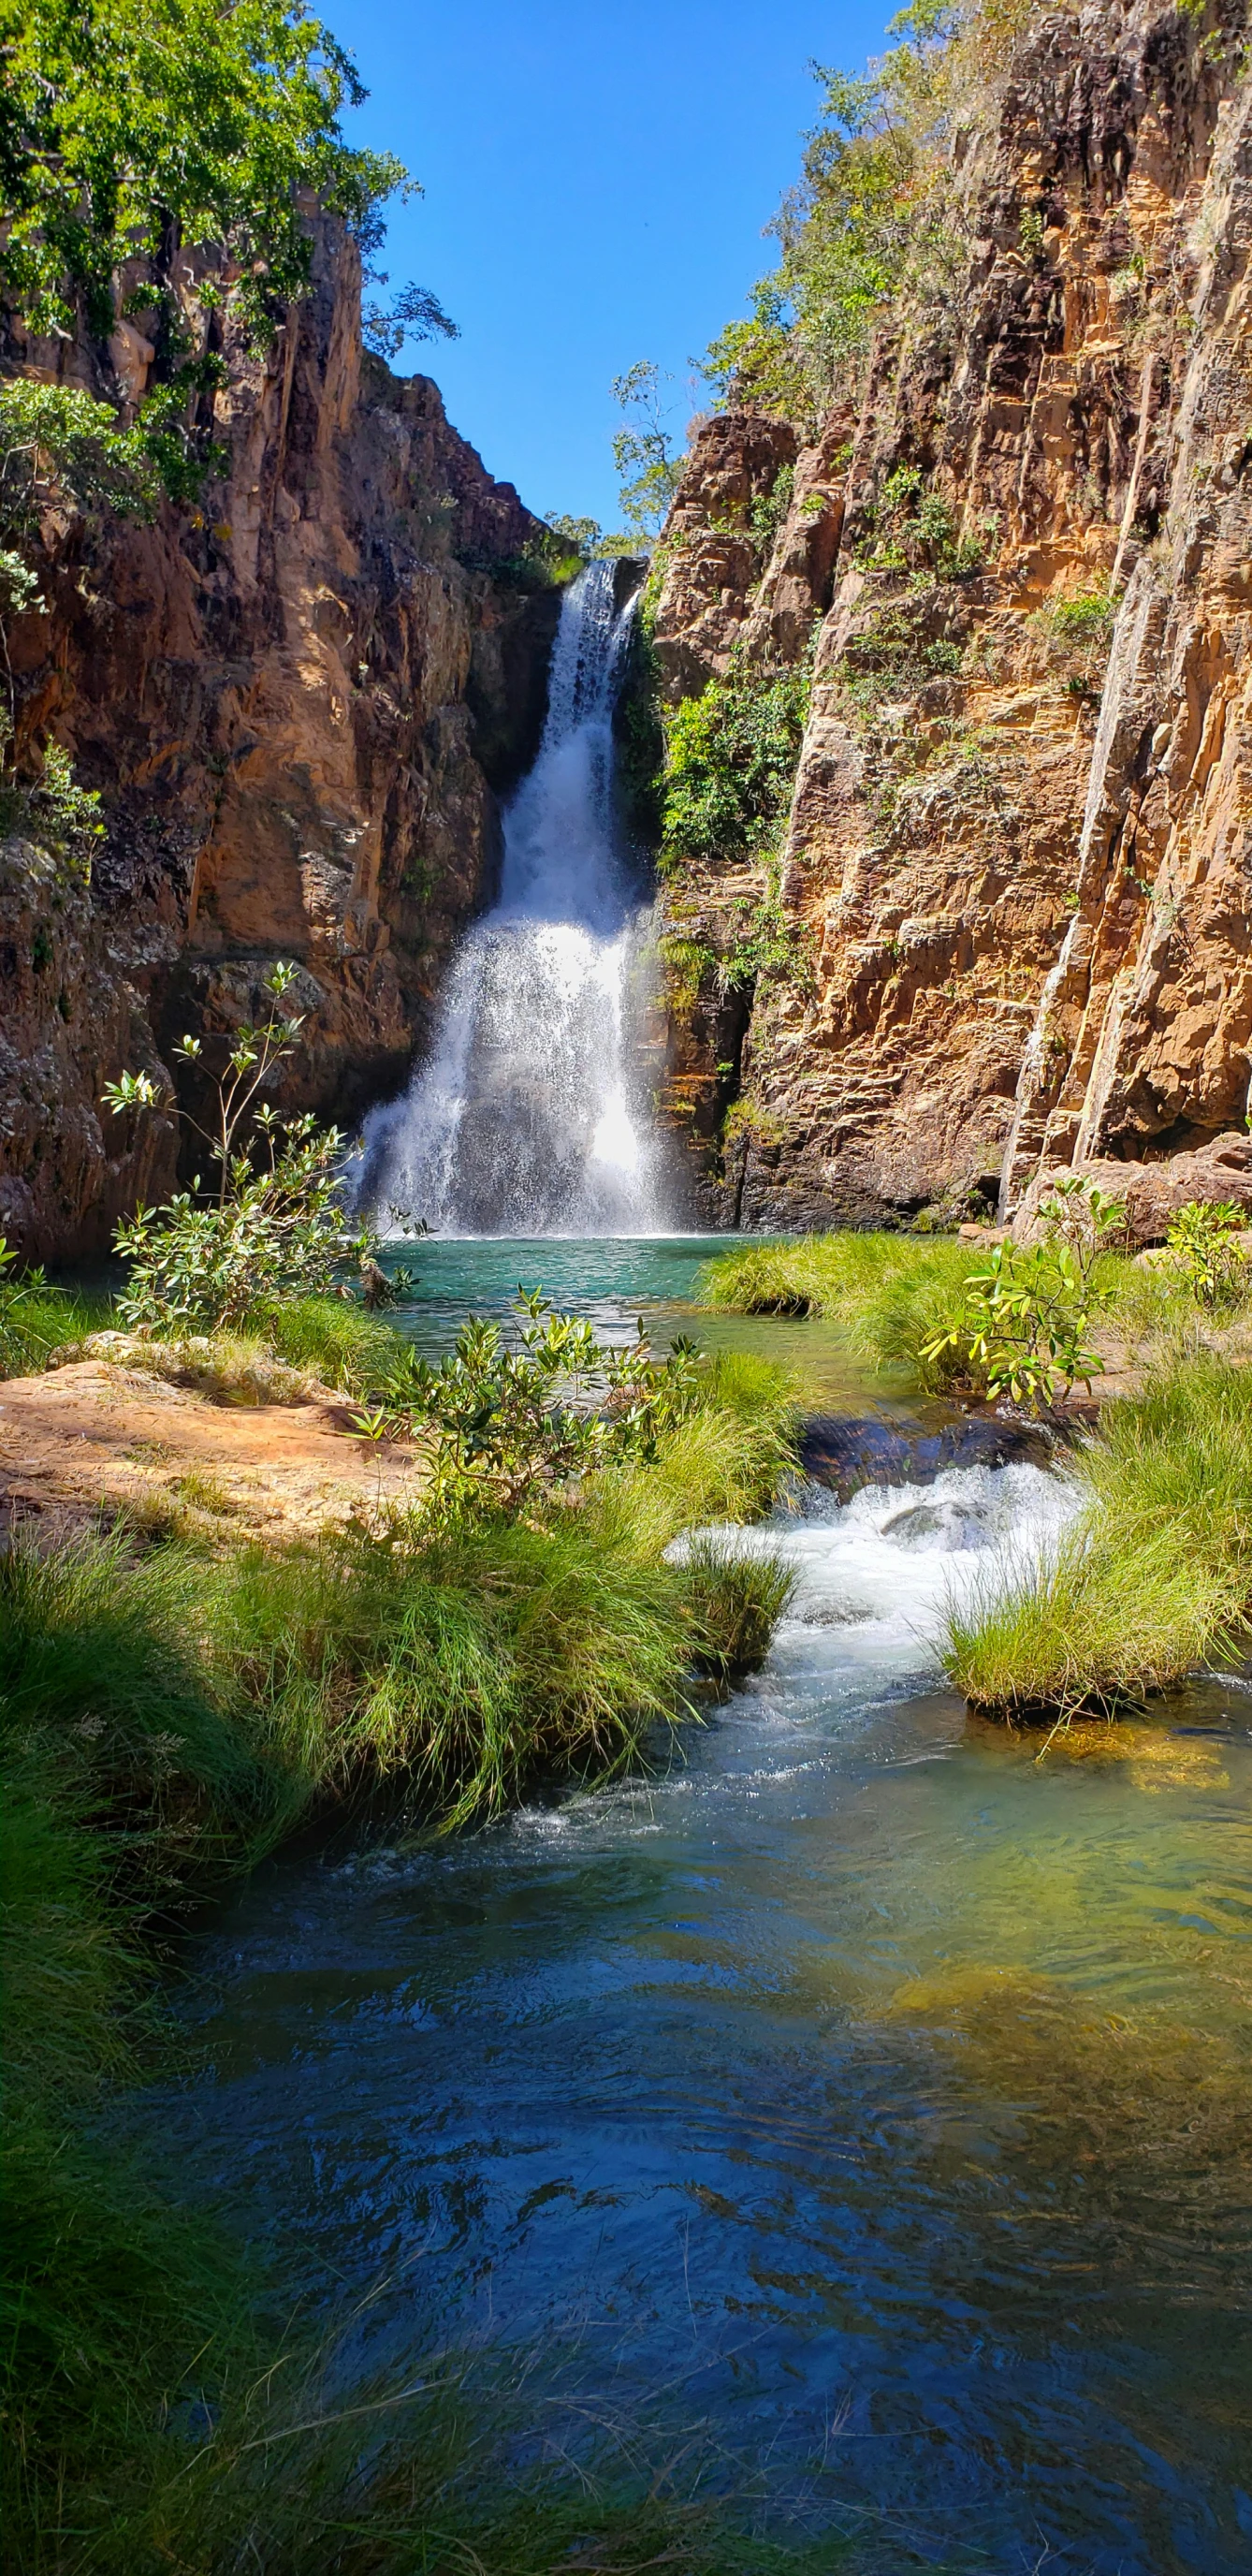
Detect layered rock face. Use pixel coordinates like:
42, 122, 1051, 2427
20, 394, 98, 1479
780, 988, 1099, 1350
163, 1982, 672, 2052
650, 1, 1252, 1234
2, 228, 558, 1259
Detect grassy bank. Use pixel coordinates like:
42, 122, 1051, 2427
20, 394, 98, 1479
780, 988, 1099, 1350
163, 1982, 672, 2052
942, 1358, 1252, 1717
699, 1228, 1247, 1394
1, 1296, 806, 2567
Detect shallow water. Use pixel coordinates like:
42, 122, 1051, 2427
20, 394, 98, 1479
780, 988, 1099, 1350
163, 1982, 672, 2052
155, 1243, 1252, 2571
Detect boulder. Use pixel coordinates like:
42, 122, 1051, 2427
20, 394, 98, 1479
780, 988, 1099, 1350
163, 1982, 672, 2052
1012, 1134, 1252, 1249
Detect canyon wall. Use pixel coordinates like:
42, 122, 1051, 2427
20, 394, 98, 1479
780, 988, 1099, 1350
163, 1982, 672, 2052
1, 226, 559, 1259
649, 0, 1252, 1234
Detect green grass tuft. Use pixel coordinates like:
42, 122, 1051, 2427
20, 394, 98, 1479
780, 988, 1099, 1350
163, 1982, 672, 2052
244, 1290, 411, 1393
942, 1356, 1252, 1715
700, 1233, 979, 1387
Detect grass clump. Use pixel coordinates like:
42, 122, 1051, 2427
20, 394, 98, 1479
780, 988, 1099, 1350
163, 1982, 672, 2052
0, 1237, 109, 1378
942, 1356, 1252, 1716
244, 1289, 410, 1392
701, 1232, 978, 1387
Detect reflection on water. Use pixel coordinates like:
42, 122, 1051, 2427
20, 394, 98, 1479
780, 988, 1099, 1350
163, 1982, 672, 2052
151, 1245, 1251, 2573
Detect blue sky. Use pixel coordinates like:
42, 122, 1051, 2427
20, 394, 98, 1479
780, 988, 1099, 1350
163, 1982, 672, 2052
331, 2, 891, 530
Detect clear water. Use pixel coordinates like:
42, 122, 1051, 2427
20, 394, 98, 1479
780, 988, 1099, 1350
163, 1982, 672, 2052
357, 563, 666, 1236
153, 1245, 1252, 2572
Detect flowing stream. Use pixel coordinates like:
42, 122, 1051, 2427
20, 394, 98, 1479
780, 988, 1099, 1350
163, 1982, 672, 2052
147, 1245, 1252, 2575
357, 562, 664, 1236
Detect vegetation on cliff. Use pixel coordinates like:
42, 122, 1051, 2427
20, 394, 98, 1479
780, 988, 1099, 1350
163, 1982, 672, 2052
700, 0, 986, 425
1, 0, 407, 348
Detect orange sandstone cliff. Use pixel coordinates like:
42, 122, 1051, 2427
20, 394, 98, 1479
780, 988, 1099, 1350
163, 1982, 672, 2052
1, 225, 559, 1259
648, 0, 1252, 1236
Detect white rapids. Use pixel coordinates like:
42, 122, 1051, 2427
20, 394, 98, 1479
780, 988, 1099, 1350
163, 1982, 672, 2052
679, 1459, 1079, 1711
357, 559, 665, 1237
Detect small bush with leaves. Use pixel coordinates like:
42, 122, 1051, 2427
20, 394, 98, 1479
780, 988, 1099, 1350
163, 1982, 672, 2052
923, 1239, 1106, 1412
351, 1292, 710, 1525
1165, 1199, 1250, 1309
105, 961, 375, 1332
856, 464, 994, 581
662, 649, 812, 871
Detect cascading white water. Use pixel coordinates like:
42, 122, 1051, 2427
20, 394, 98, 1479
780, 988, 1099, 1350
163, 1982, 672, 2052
357, 560, 663, 1236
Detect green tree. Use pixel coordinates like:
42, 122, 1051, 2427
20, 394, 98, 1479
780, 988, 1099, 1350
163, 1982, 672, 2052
0, 0, 409, 346
702, 1, 970, 424
611, 361, 683, 544
362, 281, 459, 361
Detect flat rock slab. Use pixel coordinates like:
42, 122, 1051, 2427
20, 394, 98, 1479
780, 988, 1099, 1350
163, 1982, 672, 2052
0, 1360, 420, 1544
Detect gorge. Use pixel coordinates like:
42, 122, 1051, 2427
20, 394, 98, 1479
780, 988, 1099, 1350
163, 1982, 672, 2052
3, 0, 1250, 1255
3, 5, 1252, 2572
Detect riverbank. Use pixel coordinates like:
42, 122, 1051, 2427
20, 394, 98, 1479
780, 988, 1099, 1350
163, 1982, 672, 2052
700, 1229, 1252, 1722
0, 1284, 808, 2569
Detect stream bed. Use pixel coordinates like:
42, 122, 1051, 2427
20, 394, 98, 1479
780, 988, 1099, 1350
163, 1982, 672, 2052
149, 1242, 1251, 2572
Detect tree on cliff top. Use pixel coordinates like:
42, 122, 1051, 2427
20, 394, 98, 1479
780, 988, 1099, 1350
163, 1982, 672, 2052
0, 0, 410, 348
700, 0, 1028, 427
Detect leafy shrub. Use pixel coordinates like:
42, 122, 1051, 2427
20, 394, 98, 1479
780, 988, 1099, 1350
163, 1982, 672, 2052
922, 1239, 1105, 1411
105, 960, 376, 1331
1041, 590, 1116, 645
1164, 1199, 1250, 1308
1, 0, 406, 346
348, 1293, 754, 1529
749, 460, 795, 558
701, 12, 964, 425
610, 360, 683, 543
856, 464, 994, 580
662, 651, 811, 870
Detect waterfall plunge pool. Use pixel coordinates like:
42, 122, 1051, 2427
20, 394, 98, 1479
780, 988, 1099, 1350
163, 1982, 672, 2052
138, 1244, 1251, 2574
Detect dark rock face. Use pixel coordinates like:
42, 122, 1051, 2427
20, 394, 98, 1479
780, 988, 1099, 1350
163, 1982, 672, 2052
1, 226, 560, 1260
649, 2, 1252, 1236
798, 1410, 1050, 1499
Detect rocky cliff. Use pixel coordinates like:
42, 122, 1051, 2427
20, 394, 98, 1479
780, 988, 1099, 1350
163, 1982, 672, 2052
1, 226, 559, 1260
649, 0, 1252, 1235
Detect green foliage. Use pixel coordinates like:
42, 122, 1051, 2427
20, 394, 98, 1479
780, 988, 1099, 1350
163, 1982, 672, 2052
681, 1533, 797, 1689
0, 379, 173, 539
543, 511, 640, 563
1041, 589, 1116, 644
660, 931, 717, 1008
1164, 1198, 1250, 1308
922, 1237, 1105, 1411
750, 460, 795, 558
348, 1293, 752, 1531
721, 871, 813, 996
0, 0, 408, 345
0, 735, 104, 872
361, 280, 459, 360
0, 1238, 106, 1378
662, 650, 811, 870
251, 1290, 410, 1389
611, 359, 683, 543
943, 1355, 1252, 1715
106, 959, 376, 1330
702, 3, 968, 424
855, 462, 994, 579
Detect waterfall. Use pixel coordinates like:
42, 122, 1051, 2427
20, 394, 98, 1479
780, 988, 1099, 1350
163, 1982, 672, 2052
358, 560, 664, 1237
